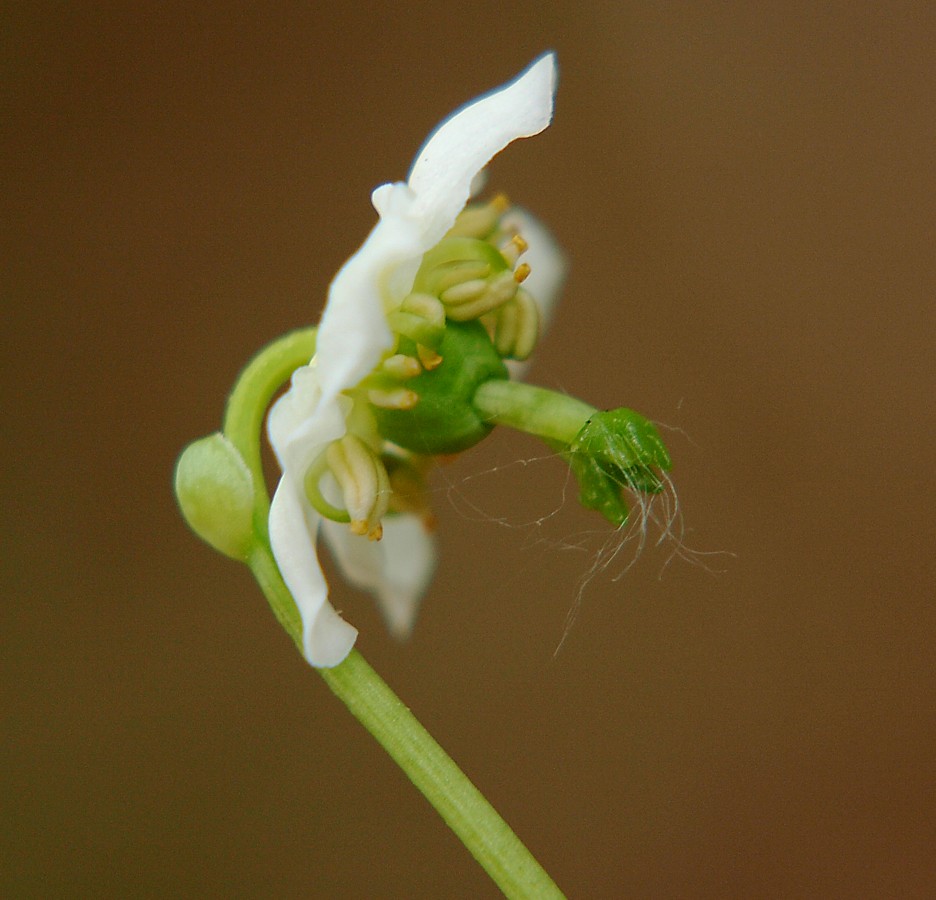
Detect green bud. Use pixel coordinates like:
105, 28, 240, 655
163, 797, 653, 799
174, 432, 256, 561
571, 409, 672, 476
566, 409, 673, 527
371, 320, 508, 455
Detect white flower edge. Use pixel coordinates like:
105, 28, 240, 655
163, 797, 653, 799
269, 54, 558, 667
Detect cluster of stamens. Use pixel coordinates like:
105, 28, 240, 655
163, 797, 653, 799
306, 195, 541, 539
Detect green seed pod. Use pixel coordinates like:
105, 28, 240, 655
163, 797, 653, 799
371, 321, 508, 455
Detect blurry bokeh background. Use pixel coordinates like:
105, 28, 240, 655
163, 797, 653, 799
4, 3, 934, 896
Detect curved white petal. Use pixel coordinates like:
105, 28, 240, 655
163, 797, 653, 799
315, 188, 422, 405
408, 52, 558, 247
269, 477, 357, 667
315, 54, 558, 407
321, 514, 436, 639
268, 365, 357, 666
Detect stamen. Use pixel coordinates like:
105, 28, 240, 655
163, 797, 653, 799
492, 288, 540, 360
440, 279, 488, 305
432, 261, 492, 293
499, 234, 529, 266
388, 292, 445, 348
368, 387, 419, 410
303, 453, 351, 524
444, 271, 518, 322
491, 301, 518, 356
510, 289, 540, 360
417, 344, 443, 370
401, 292, 445, 324
381, 354, 422, 380
445, 193, 511, 239
514, 262, 531, 283
325, 435, 389, 540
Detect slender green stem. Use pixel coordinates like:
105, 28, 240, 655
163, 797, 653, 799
473, 379, 596, 445
248, 543, 563, 898
323, 657, 564, 899
220, 328, 565, 899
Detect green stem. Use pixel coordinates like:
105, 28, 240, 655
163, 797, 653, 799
248, 544, 563, 898
473, 379, 596, 445
222, 327, 317, 540
221, 328, 565, 899
323, 656, 563, 899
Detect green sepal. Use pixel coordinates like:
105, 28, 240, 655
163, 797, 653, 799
174, 432, 256, 561
371, 320, 508, 455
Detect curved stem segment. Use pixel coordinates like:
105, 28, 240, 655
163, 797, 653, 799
219, 329, 565, 899
473, 379, 595, 445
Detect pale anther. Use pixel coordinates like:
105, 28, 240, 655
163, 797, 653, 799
382, 354, 422, 379
500, 234, 529, 266
440, 278, 489, 306
325, 435, 390, 540
417, 344, 443, 370
368, 387, 419, 410
433, 261, 492, 293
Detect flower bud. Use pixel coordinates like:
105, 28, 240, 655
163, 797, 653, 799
174, 433, 256, 561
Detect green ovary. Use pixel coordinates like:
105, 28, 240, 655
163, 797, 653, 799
371, 321, 508, 455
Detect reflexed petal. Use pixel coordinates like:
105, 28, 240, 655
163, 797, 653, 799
408, 53, 557, 247
315, 192, 423, 404
269, 477, 358, 666
321, 514, 436, 639
315, 55, 558, 406
268, 366, 352, 481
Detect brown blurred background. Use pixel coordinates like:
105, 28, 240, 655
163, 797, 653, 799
3, 3, 934, 897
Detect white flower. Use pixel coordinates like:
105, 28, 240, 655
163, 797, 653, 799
268, 54, 560, 667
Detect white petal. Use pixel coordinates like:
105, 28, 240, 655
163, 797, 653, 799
314, 54, 558, 406
322, 514, 436, 640
269, 477, 358, 667
502, 207, 567, 379
315, 190, 422, 404
268, 365, 353, 477
267, 365, 358, 667
407, 52, 558, 251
